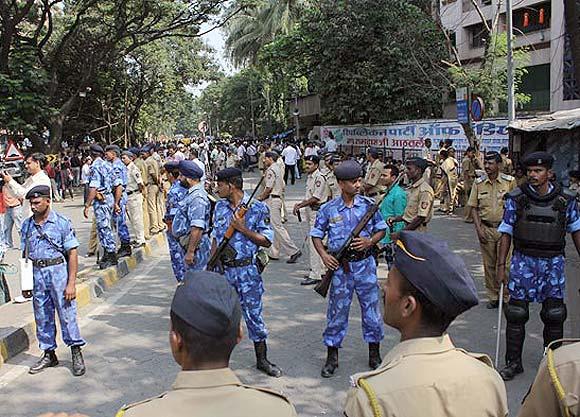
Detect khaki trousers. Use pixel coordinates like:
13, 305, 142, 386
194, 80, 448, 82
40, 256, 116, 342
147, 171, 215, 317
434, 177, 445, 199
479, 224, 512, 301
146, 184, 163, 233
142, 188, 151, 240
268, 197, 298, 258
442, 178, 457, 212
306, 208, 325, 279
126, 192, 146, 244
88, 216, 98, 254
463, 180, 473, 221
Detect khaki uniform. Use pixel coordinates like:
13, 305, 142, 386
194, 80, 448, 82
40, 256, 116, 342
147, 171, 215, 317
126, 161, 145, 245
364, 159, 384, 200
119, 368, 297, 417
145, 155, 164, 234
305, 169, 330, 279
468, 173, 517, 301
134, 157, 151, 240
518, 340, 580, 417
440, 157, 458, 212
402, 178, 434, 232
462, 156, 477, 221
88, 216, 98, 254
265, 162, 298, 258
321, 167, 340, 200
344, 335, 508, 417
502, 155, 514, 175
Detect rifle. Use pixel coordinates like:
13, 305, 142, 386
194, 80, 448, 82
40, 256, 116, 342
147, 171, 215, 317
314, 173, 404, 297
207, 175, 265, 270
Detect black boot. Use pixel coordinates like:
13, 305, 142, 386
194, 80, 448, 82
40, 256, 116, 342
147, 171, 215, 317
254, 341, 282, 377
99, 251, 118, 270
71, 346, 86, 376
321, 346, 338, 378
29, 350, 58, 374
116, 243, 132, 258
368, 343, 382, 370
541, 298, 567, 349
499, 322, 525, 381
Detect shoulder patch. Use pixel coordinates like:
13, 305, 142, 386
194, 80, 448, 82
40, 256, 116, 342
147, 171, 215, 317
475, 175, 488, 184
500, 173, 515, 181
464, 351, 494, 368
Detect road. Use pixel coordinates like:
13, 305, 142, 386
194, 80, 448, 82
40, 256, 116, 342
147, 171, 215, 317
0, 174, 568, 417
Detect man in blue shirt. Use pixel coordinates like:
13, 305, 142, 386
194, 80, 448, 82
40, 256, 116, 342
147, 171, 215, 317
497, 151, 580, 381
105, 145, 132, 258
311, 160, 386, 378
163, 161, 188, 282
22, 185, 86, 376
378, 164, 406, 268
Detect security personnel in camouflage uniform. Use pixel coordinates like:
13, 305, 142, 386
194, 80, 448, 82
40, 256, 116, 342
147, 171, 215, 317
105, 145, 132, 258
468, 152, 517, 309
497, 152, 580, 381
293, 155, 330, 286
363, 148, 384, 201
83, 144, 117, 269
23, 185, 86, 377
171, 161, 211, 272
163, 161, 188, 282
211, 168, 282, 377
117, 271, 297, 417
311, 160, 386, 378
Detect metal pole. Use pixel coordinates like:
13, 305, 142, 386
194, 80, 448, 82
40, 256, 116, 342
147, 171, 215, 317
494, 282, 505, 368
506, 0, 516, 122
294, 96, 300, 142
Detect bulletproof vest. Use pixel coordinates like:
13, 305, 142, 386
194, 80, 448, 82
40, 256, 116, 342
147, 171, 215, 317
510, 184, 573, 258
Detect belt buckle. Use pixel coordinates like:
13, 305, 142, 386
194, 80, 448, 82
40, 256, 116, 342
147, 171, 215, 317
37, 259, 46, 267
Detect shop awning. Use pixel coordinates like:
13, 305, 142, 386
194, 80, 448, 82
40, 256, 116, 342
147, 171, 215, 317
509, 108, 580, 132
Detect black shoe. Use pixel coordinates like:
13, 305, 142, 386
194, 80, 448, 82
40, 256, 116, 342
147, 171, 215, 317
71, 346, 86, 377
117, 243, 132, 258
301, 277, 321, 286
132, 242, 146, 249
321, 346, 339, 378
499, 361, 523, 381
254, 341, 282, 378
368, 343, 382, 370
287, 251, 302, 264
99, 252, 118, 269
486, 300, 500, 309
29, 351, 58, 374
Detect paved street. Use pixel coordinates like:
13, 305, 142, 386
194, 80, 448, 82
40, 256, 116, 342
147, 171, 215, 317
0, 175, 576, 417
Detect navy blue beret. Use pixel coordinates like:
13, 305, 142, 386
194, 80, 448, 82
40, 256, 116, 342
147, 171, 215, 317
128, 147, 140, 155
484, 151, 502, 163
265, 151, 279, 159
171, 271, 241, 337
164, 161, 180, 171
406, 157, 428, 171
105, 144, 121, 154
140, 144, 154, 154
25, 185, 51, 200
394, 231, 478, 318
368, 147, 381, 158
335, 160, 363, 180
121, 150, 135, 158
89, 144, 104, 154
304, 155, 320, 163
522, 151, 553, 168
178, 160, 203, 179
216, 167, 242, 181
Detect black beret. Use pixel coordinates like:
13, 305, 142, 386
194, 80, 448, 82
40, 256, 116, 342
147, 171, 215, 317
569, 170, 580, 179
121, 150, 135, 158
178, 160, 203, 179
368, 147, 381, 158
89, 144, 104, 154
522, 151, 554, 168
128, 147, 140, 155
394, 231, 478, 318
25, 185, 51, 200
164, 161, 180, 171
335, 160, 363, 180
171, 271, 241, 337
406, 157, 428, 171
216, 168, 242, 181
265, 151, 279, 159
105, 144, 121, 154
304, 155, 320, 163
484, 151, 502, 163
324, 153, 340, 165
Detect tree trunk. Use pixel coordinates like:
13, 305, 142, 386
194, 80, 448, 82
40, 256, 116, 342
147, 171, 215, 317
461, 122, 478, 149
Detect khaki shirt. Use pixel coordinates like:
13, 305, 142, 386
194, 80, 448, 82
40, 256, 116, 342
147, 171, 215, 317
145, 156, 159, 185
119, 368, 297, 417
321, 168, 341, 200
134, 158, 148, 186
467, 174, 516, 224
344, 335, 508, 417
402, 178, 434, 226
502, 155, 514, 175
265, 163, 284, 196
364, 159, 384, 195
462, 156, 477, 183
306, 168, 330, 203
126, 162, 144, 193
518, 340, 580, 417
441, 157, 458, 180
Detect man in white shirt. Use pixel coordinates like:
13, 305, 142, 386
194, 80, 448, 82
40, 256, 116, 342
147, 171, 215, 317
281, 142, 299, 185
246, 143, 257, 172
325, 132, 338, 153
237, 142, 247, 171
304, 142, 318, 157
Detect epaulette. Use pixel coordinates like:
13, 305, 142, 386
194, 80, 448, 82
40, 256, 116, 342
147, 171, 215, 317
500, 173, 515, 182
475, 175, 488, 184
463, 350, 494, 368
506, 187, 523, 200
115, 392, 167, 416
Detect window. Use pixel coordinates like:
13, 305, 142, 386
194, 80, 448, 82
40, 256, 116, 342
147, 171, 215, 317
468, 23, 489, 48
513, 2, 550, 34
519, 64, 550, 111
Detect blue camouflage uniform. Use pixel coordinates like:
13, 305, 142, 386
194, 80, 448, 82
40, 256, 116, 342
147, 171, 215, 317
21, 211, 85, 351
171, 183, 211, 271
498, 184, 580, 302
211, 194, 273, 342
165, 181, 188, 281
88, 157, 116, 252
110, 158, 130, 244
311, 194, 386, 347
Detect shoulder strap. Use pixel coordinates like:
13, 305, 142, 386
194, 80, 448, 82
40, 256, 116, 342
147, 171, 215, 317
358, 378, 383, 417
33, 221, 66, 258
547, 348, 572, 417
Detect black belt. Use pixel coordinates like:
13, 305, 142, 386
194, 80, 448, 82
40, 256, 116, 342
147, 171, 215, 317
270, 195, 281, 199
31, 257, 65, 268
482, 220, 501, 228
332, 248, 374, 263
223, 257, 253, 268
127, 190, 141, 195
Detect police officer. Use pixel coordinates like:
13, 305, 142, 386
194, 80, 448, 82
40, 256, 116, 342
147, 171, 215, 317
344, 232, 508, 417
311, 160, 386, 378
117, 271, 296, 417
293, 155, 330, 286
121, 150, 146, 248
211, 168, 282, 377
142, 145, 164, 235
387, 157, 434, 240
135, 147, 151, 241
461, 146, 478, 223
501, 147, 514, 175
321, 153, 341, 199
83, 144, 117, 269
439, 148, 458, 214
497, 151, 580, 381
105, 145, 132, 258
468, 151, 517, 309
163, 161, 188, 282
23, 185, 86, 377
171, 160, 211, 272
258, 151, 301, 263
363, 148, 384, 200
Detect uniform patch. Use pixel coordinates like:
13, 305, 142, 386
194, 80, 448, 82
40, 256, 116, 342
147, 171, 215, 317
264, 216, 271, 224
421, 201, 428, 209
330, 215, 343, 223
315, 180, 322, 187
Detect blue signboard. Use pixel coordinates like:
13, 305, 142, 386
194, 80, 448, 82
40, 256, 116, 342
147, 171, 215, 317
456, 87, 470, 124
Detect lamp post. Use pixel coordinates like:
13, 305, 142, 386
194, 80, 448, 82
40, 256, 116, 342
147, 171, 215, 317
506, 0, 515, 122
